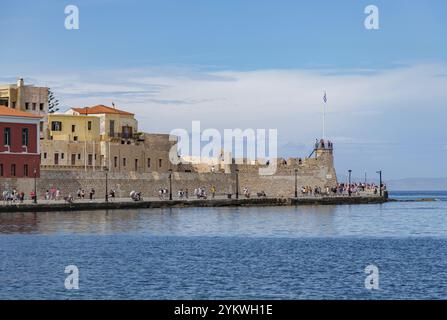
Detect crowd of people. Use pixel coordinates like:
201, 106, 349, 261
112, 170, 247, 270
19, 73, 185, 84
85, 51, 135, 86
130, 190, 142, 201
177, 189, 189, 199
315, 139, 334, 150
1, 189, 26, 204
44, 187, 62, 200
0, 180, 387, 205
193, 187, 208, 199
1, 186, 117, 204
315, 139, 334, 149
300, 182, 386, 197
75, 188, 98, 201
158, 188, 169, 200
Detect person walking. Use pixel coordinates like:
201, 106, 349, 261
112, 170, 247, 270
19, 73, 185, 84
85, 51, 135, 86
89, 188, 95, 202
158, 188, 163, 200
30, 191, 36, 203
109, 189, 116, 201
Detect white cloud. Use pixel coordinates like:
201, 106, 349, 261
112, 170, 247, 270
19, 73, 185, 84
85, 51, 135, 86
4, 63, 446, 177
16, 63, 447, 155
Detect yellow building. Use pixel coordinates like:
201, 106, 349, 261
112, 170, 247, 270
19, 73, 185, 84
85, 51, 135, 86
66, 105, 138, 142
47, 114, 100, 142
41, 104, 176, 172
41, 114, 101, 168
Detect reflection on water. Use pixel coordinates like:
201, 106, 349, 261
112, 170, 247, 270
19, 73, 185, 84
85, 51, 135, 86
1, 194, 446, 237
1, 192, 447, 299
0, 206, 338, 236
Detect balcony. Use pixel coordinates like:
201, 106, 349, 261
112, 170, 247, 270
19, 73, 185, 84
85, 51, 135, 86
107, 132, 144, 141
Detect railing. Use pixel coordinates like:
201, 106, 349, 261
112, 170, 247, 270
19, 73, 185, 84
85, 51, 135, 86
40, 164, 105, 170
108, 133, 143, 140
308, 140, 334, 158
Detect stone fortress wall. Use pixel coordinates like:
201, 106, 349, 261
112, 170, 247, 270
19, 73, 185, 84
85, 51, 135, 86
0, 79, 338, 198
0, 147, 337, 199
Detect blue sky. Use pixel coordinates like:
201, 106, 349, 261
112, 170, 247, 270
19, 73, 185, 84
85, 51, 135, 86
1, 0, 447, 179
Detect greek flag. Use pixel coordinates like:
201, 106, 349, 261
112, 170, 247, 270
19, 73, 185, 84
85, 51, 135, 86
323, 91, 327, 103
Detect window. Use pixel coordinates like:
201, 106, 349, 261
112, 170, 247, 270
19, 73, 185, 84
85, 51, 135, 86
39, 122, 43, 132
22, 128, 29, 146
114, 156, 118, 168
25, 102, 29, 110
32, 103, 36, 110
147, 158, 151, 168
77, 154, 81, 160
54, 153, 59, 165
43, 152, 47, 159
51, 121, 62, 131
4, 128, 11, 146
123, 158, 126, 167
88, 121, 92, 130
88, 154, 93, 166
71, 154, 76, 165
39, 103, 44, 111
61, 153, 64, 160
122, 125, 132, 139
134, 159, 138, 171
0, 164, 3, 176
12, 102, 16, 108
11, 164, 16, 176
109, 120, 115, 137
73, 136, 78, 141
71, 125, 76, 132
158, 159, 162, 168
24, 164, 29, 177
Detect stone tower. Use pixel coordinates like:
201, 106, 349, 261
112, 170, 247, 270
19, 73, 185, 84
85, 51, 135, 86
314, 139, 337, 186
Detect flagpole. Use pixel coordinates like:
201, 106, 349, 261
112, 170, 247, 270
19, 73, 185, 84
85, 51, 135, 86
323, 101, 325, 141
323, 91, 326, 141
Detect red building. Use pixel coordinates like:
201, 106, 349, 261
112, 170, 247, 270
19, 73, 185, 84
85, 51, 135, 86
0, 105, 41, 178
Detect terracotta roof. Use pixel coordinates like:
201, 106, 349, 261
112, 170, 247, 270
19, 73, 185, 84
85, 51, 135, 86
72, 104, 134, 116
0, 105, 42, 118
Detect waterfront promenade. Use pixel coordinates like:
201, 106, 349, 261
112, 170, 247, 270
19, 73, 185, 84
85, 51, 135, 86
0, 194, 388, 213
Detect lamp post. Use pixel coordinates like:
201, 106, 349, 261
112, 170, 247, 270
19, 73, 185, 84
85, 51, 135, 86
168, 169, 173, 200
348, 169, 352, 197
33, 168, 37, 204
105, 167, 109, 202
294, 169, 298, 198
376, 170, 383, 197
235, 169, 239, 199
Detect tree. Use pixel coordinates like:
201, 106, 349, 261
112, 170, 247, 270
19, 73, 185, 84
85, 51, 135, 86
47, 88, 60, 113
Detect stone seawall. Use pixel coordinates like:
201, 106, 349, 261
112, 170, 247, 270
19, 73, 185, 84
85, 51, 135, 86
0, 196, 388, 213
0, 171, 236, 199
0, 149, 338, 199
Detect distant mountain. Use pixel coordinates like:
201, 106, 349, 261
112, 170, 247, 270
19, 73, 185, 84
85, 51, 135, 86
386, 178, 447, 191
